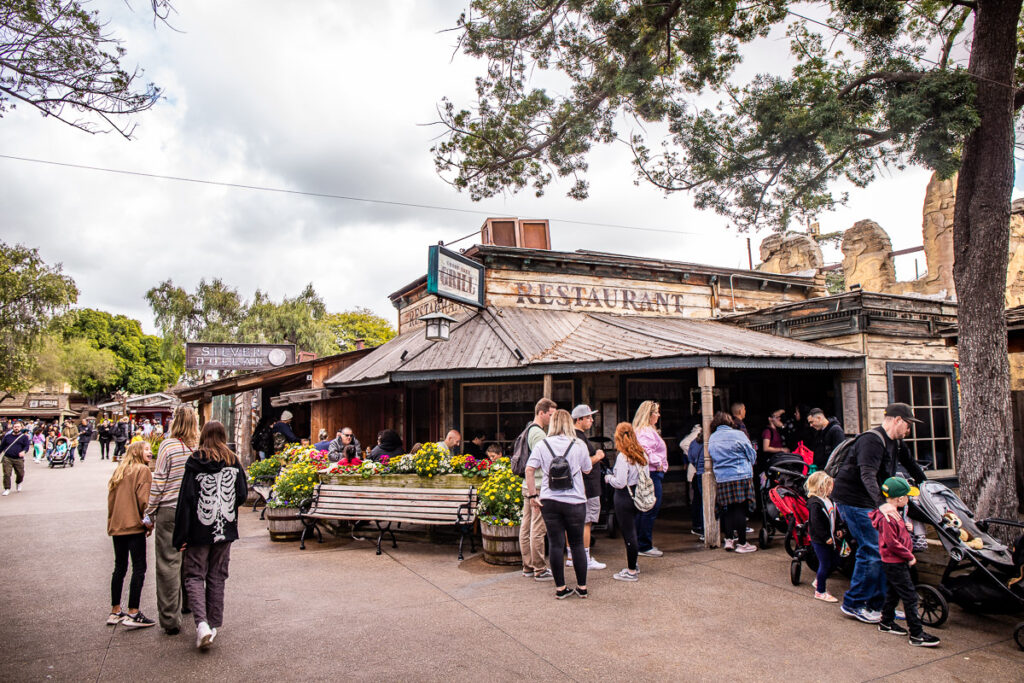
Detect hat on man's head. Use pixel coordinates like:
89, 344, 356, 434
884, 402, 924, 424
280, 410, 294, 421
570, 404, 598, 420
882, 476, 919, 498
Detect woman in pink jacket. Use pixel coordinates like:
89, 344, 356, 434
633, 401, 668, 557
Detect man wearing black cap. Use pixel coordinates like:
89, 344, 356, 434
832, 403, 927, 625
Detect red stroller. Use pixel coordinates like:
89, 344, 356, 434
767, 480, 816, 585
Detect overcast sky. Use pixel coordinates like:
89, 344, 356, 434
2, 1, 1020, 335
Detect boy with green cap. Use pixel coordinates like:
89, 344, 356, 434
868, 477, 940, 647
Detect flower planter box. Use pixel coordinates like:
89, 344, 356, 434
265, 506, 304, 541
318, 473, 482, 489
481, 521, 521, 565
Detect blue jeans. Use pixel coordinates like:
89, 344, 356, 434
837, 504, 886, 611
636, 471, 664, 551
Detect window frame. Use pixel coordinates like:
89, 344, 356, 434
458, 380, 574, 454
885, 362, 960, 477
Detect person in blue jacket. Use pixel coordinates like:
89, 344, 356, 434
708, 412, 757, 553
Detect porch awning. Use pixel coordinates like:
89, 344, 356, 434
323, 307, 863, 388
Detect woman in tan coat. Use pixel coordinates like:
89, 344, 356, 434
107, 441, 155, 628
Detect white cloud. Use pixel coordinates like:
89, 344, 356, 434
0, 0, 1001, 337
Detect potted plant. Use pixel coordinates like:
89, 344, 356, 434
318, 445, 493, 489
476, 459, 524, 565
265, 459, 319, 541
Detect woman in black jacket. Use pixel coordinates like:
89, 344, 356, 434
98, 421, 113, 460
173, 421, 247, 650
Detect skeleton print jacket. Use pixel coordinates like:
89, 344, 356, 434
173, 453, 248, 549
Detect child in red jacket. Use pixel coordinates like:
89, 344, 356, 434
869, 477, 940, 647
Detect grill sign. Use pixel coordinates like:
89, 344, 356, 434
185, 343, 296, 371
427, 245, 485, 308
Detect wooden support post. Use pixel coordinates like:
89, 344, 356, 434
698, 367, 720, 548
198, 394, 212, 427
543, 374, 553, 400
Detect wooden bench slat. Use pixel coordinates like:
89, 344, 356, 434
311, 498, 473, 510
315, 490, 473, 501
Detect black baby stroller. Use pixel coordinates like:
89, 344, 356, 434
758, 454, 808, 549
48, 436, 73, 468
908, 480, 1024, 649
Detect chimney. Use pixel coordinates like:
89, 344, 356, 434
354, 339, 366, 350
480, 218, 551, 250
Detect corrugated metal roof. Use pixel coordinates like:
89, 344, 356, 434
324, 307, 862, 387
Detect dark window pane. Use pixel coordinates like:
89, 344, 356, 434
552, 382, 573, 404
462, 413, 497, 442
930, 376, 949, 407
932, 408, 950, 439
912, 376, 929, 405
893, 376, 911, 404
463, 385, 498, 412
499, 383, 542, 412
915, 441, 936, 470
912, 413, 932, 439
932, 440, 952, 471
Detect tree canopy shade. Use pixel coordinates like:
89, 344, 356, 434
0, 241, 78, 393
435, 1, 1024, 522
146, 280, 396, 375
0, 0, 163, 138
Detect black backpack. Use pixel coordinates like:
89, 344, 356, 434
511, 422, 541, 477
543, 438, 575, 491
250, 418, 274, 456
824, 430, 884, 477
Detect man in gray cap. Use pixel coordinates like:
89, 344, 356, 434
570, 404, 607, 571
832, 402, 927, 625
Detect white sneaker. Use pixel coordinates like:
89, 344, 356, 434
723, 538, 736, 551
587, 555, 607, 570
15, 484, 22, 492
745, 527, 754, 534
735, 543, 758, 554
1, 490, 8, 496
210, 627, 217, 643
566, 557, 573, 567
196, 621, 213, 650
638, 547, 664, 557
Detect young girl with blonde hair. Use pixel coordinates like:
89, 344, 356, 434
632, 400, 668, 557
106, 441, 155, 628
806, 471, 840, 602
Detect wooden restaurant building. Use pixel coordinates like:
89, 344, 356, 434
316, 222, 963, 483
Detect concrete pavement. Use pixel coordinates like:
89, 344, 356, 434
1, 441, 1021, 681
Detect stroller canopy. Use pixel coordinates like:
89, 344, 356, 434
911, 481, 1013, 567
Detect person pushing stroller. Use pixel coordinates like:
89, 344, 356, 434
870, 477, 940, 647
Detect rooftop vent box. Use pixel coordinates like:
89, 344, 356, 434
480, 218, 551, 250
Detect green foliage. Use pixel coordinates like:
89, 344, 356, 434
146, 280, 394, 376
247, 455, 284, 480
0, 241, 78, 392
271, 459, 320, 508
477, 458, 523, 525
0, 0, 161, 138
825, 270, 846, 295
34, 335, 119, 399
61, 308, 181, 397
321, 307, 395, 352
434, 1, 1012, 231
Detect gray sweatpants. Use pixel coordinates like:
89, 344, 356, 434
152, 507, 183, 630
183, 542, 232, 629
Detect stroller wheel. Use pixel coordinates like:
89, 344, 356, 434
758, 527, 771, 549
784, 532, 797, 558
916, 584, 948, 627
1014, 622, 1024, 651
790, 559, 802, 586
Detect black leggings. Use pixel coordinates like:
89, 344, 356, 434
111, 533, 147, 609
540, 499, 587, 588
113, 441, 126, 460
613, 488, 639, 571
99, 440, 111, 458
721, 503, 748, 544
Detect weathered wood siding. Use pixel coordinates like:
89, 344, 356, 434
863, 335, 958, 426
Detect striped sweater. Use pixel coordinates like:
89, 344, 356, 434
146, 437, 193, 515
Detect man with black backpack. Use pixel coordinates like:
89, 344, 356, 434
832, 403, 927, 625
513, 398, 557, 580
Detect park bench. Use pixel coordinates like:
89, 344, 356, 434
297, 484, 479, 559
250, 475, 276, 520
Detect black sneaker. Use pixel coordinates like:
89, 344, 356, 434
575, 587, 588, 599
878, 621, 908, 636
121, 611, 156, 629
164, 626, 181, 636
909, 632, 940, 647
555, 587, 574, 600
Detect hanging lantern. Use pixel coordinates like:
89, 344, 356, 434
418, 311, 457, 342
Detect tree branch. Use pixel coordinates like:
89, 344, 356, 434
837, 71, 927, 98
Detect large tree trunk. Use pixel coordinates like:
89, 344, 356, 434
952, 0, 1022, 529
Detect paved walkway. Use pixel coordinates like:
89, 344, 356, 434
1, 442, 1021, 681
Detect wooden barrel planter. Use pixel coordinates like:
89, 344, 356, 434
265, 506, 304, 541
481, 521, 521, 565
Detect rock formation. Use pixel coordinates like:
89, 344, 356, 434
756, 233, 823, 275
916, 172, 957, 296
841, 220, 897, 292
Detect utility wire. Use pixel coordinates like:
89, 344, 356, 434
0, 153, 709, 238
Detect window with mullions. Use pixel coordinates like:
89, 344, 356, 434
890, 371, 956, 472
626, 379, 689, 458
461, 381, 573, 455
